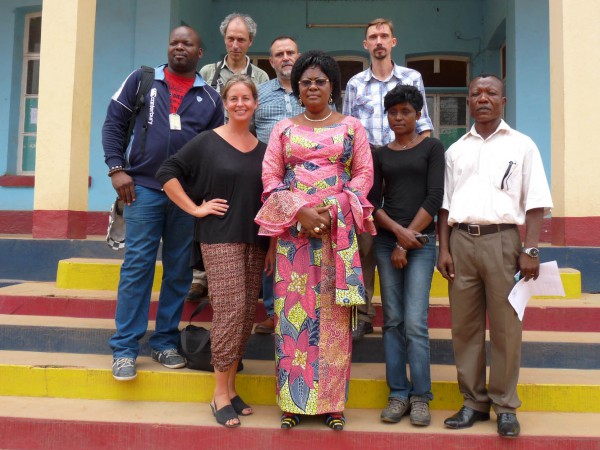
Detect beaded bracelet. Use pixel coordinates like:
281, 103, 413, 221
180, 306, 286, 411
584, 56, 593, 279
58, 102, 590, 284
396, 243, 406, 252
108, 166, 125, 177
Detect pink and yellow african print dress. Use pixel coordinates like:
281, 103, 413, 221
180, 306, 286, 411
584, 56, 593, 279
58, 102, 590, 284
255, 116, 375, 415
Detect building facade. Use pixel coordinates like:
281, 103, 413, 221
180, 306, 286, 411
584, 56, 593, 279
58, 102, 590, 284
0, 0, 598, 248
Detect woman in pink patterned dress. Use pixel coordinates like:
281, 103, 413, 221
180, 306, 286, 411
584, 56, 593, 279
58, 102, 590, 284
255, 51, 376, 430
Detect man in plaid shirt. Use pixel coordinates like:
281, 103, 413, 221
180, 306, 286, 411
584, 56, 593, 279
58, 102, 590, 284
343, 18, 433, 341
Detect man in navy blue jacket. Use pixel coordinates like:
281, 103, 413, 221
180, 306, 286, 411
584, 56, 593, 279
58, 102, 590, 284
102, 26, 224, 381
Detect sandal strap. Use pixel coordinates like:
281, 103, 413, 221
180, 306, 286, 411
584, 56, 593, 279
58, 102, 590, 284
325, 413, 345, 429
281, 413, 301, 428
213, 404, 239, 427
230, 395, 251, 415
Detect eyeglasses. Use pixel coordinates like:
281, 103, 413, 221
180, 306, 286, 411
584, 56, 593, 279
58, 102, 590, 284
298, 78, 329, 88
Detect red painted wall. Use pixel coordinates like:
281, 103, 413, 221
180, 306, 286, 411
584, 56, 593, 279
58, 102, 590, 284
1, 211, 598, 245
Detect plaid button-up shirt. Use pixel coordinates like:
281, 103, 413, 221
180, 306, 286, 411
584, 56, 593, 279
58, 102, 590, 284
255, 78, 305, 144
343, 63, 433, 146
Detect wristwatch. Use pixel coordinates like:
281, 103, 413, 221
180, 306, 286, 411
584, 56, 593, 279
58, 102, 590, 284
522, 247, 540, 258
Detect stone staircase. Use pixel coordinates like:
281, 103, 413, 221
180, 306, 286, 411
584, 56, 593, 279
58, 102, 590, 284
1, 257, 599, 449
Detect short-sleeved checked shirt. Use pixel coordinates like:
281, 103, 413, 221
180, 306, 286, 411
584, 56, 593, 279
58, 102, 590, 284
343, 63, 433, 146
255, 78, 305, 144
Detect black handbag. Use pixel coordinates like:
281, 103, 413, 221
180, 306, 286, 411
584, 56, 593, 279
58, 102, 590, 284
178, 299, 243, 372
178, 300, 213, 371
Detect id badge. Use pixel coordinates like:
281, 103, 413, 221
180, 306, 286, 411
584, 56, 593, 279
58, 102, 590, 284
169, 114, 181, 130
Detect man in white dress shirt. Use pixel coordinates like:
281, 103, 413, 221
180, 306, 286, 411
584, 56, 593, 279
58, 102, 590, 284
437, 73, 553, 438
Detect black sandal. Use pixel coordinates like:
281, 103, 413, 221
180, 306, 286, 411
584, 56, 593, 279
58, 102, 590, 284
230, 395, 252, 416
281, 413, 301, 429
325, 413, 345, 430
210, 401, 240, 428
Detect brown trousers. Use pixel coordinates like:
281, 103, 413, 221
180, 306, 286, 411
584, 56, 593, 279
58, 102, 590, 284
448, 226, 523, 414
201, 242, 265, 372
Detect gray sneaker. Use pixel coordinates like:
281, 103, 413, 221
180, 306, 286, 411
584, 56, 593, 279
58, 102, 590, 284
410, 396, 431, 426
380, 397, 410, 423
151, 348, 186, 369
112, 357, 137, 381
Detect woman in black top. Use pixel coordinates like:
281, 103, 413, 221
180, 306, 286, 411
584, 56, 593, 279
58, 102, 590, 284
367, 84, 444, 427
156, 75, 266, 428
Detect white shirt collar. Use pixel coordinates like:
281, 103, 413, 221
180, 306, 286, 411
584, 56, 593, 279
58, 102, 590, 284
465, 119, 511, 140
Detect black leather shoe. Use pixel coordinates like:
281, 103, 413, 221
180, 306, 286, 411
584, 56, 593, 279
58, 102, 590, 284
444, 406, 490, 429
497, 413, 520, 437
352, 320, 374, 342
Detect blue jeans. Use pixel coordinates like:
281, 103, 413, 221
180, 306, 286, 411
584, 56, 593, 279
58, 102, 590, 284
109, 185, 194, 358
374, 232, 436, 400
262, 272, 274, 316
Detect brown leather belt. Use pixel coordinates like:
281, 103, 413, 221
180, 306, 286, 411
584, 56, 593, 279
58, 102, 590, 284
454, 223, 517, 236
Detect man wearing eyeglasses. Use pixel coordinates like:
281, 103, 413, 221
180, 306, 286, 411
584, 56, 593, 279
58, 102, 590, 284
343, 18, 433, 342
437, 74, 552, 438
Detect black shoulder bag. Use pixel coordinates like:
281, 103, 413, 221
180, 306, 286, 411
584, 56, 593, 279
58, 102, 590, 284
178, 299, 244, 372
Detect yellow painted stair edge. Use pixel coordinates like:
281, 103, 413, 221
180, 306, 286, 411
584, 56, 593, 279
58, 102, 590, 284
0, 364, 597, 413
56, 258, 582, 299
56, 259, 163, 292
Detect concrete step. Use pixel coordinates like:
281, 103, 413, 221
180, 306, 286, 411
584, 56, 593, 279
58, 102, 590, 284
2, 314, 599, 369
1, 350, 599, 413
55, 257, 583, 298
5, 236, 599, 292
1, 396, 599, 450
2, 282, 599, 331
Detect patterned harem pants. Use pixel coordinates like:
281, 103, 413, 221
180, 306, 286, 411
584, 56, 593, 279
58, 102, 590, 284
201, 242, 265, 372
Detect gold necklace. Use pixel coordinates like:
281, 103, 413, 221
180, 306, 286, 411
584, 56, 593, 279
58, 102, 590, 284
303, 110, 333, 122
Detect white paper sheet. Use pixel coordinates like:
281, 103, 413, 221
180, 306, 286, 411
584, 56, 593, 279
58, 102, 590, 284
507, 261, 566, 321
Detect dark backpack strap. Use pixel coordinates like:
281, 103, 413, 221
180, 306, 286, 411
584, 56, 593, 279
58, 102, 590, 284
188, 298, 210, 323
210, 61, 223, 89
124, 65, 155, 152
136, 65, 155, 157
210, 61, 252, 90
